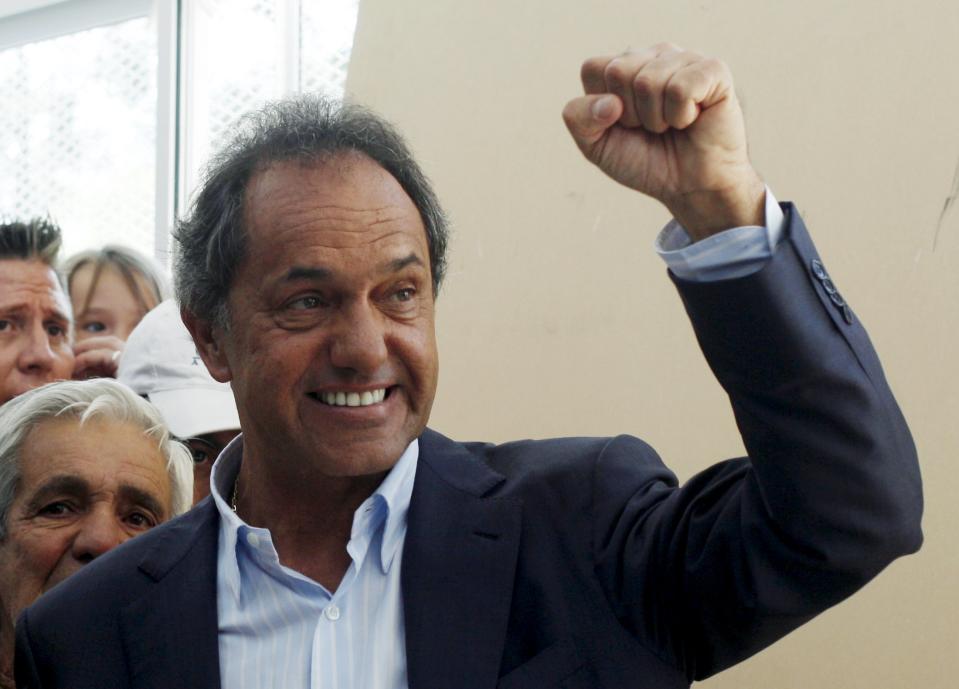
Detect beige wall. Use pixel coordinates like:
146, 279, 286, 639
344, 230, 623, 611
345, 0, 957, 686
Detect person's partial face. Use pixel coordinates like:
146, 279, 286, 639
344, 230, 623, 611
0, 260, 75, 405
184, 429, 240, 504
0, 416, 171, 630
191, 153, 438, 481
70, 263, 158, 343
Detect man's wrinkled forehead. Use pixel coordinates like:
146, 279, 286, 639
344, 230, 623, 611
243, 154, 427, 251
0, 259, 73, 323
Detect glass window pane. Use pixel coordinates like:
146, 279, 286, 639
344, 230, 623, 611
0, 16, 157, 259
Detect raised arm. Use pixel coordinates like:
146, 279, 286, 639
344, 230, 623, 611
563, 43, 924, 680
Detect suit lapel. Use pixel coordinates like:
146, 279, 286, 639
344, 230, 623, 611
403, 430, 522, 689
119, 499, 222, 689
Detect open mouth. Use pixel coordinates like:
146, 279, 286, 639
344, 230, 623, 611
308, 387, 391, 408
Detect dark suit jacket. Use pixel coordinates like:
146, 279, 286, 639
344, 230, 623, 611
16, 206, 923, 689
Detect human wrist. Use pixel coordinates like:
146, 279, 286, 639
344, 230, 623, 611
667, 170, 765, 242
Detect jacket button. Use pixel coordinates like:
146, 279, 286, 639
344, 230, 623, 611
842, 305, 854, 324
821, 278, 839, 295
811, 259, 828, 280
829, 291, 846, 308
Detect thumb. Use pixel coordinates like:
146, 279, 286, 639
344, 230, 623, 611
562, 94, 622, 152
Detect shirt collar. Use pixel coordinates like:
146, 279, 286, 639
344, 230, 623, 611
210, 435, 419, 600
372, 438, 418, 574
209, 435, 245, 604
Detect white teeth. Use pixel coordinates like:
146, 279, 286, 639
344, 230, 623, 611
318, 388, 387, 407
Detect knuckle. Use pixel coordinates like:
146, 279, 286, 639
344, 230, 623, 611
632, 74, 656, 97
603, 59, 630, 85
581, 57, 607, 81
664, 80, 686, 104
701, 56, 728, 76
654, 41, 682, 53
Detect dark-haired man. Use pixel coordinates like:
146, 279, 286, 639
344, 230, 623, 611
0, 219, 74, 406
17, 44, 922, 688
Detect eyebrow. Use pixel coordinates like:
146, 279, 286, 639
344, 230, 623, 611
285, 266, 332, 282
23, 475, 90, 513
283, 253, 426, 283
118, 485, 168, 521
22, 475, 168, 520
386, 253, 425, 272
0, 303, 70, 321
74, 307, 112, 318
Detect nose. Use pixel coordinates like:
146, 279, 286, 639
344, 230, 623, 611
328, 301, 389, 376
17, 320, 57, 374
71, 509, 125, 564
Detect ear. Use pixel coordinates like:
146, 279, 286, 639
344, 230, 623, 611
180, 308, 233, 383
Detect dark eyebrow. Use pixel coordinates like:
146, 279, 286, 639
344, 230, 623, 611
118, 485, 168, 521
384, 253, 425, 273
283, 253, 425, 283
23, 475, 90, 513
285, 266, 332, 282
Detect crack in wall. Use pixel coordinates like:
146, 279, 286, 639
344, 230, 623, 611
933, 156, 959, 250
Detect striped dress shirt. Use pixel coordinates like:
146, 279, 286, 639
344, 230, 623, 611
209, 439, 418, 689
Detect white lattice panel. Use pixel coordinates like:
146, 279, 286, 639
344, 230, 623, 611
300, 0, 358, 97
0, 18, 157, 259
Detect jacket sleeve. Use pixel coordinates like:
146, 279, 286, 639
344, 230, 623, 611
590, 203, 923, 681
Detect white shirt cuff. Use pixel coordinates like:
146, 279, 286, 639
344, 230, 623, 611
655, 187, 785, 282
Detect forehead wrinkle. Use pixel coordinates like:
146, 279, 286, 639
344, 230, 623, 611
270, 203, 413, 234
271, 219, 412, 252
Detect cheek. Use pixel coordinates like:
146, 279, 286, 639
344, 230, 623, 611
0, 531, 70, 602
245, 332, 317, 382
398, 325, 439, 385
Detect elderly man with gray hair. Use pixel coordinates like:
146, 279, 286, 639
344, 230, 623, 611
0, 378, 192, 688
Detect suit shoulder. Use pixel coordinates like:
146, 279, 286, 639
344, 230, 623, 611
25, 500, 217, 623
470, 434, 668, 475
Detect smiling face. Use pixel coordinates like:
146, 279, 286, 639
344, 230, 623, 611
191, 153, 439, 482
0, 416, 172, 633
0, 260, 75, 405
70, 262, 159, 343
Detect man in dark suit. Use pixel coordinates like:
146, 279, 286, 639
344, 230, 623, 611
15, 43, 922, 688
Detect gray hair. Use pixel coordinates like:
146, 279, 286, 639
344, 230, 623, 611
0, 217, 62, 266
0, 379, 194, 538
174, 94, 449, 328
61, 245, 170, 320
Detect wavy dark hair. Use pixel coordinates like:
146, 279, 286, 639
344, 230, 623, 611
174, 95, 449, 327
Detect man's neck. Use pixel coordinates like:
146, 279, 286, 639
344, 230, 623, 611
231, 457, 386, 592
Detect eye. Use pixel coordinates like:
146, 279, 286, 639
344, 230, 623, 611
186, 437, 220, 466
0, 319, 8, 331
394, 288, 416, 302
190, 447, 211, 465
46, 322, 67, 337
81, 321, 106, 333
125, 511, 157, 529
288, 295, 328, 311
37, 501, 75, 517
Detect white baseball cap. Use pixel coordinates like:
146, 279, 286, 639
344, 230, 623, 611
117, 299, 241, 439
